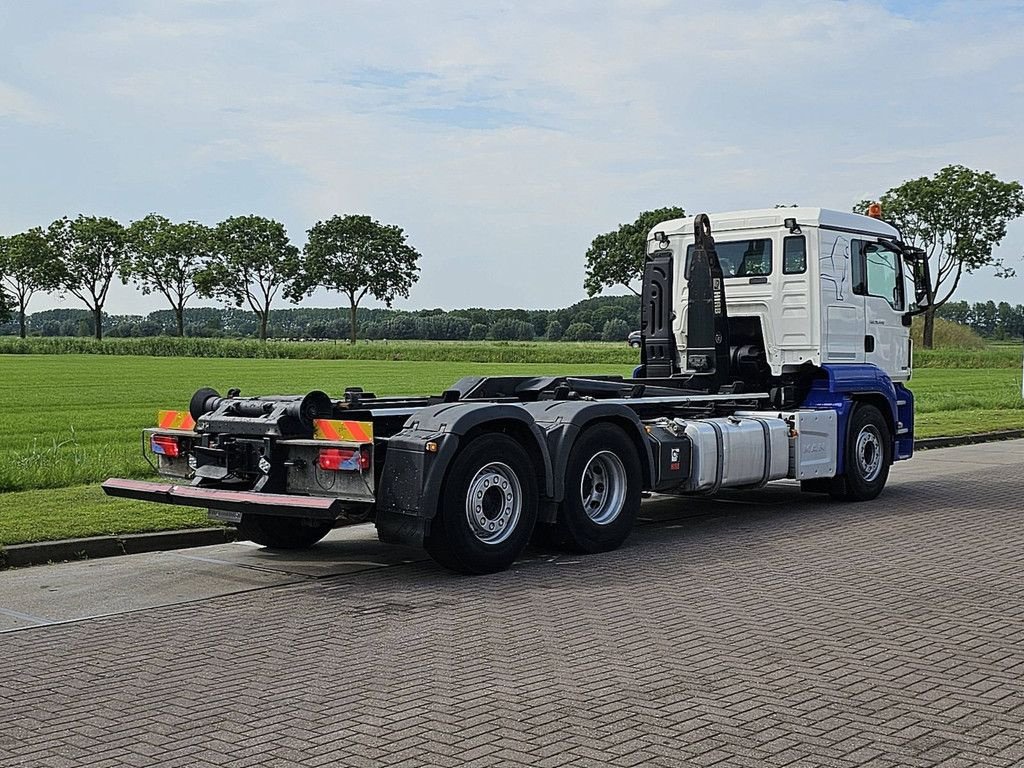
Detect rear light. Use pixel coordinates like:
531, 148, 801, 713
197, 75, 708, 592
318, 446, 371, 471
151, 434, 181, 457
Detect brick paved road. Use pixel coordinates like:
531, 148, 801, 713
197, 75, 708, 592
2, 441, 1023, 767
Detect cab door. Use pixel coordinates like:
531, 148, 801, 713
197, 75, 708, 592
853, 239, 910, 380
819, 231, 864, 363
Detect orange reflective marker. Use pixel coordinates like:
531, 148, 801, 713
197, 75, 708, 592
157, 410, 196, 430
313, 419, 373, 442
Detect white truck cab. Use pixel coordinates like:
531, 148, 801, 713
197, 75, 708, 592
649, 208, 914, 382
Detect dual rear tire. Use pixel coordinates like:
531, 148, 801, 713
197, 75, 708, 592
550, 423, 642, 554
425, 434, 539, 575
425, 424, 642, 574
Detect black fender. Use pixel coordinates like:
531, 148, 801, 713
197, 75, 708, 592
520, 401, 655, 520
375, 402, 553, 546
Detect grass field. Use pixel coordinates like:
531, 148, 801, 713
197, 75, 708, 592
0, 336, 638, 364
1, 334, 1021, 368
1, 350, 1021, 546
0, 355, 632, 493
911, 367, 1024, 436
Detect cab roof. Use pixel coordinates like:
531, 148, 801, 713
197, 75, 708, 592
652, 207, 900, 239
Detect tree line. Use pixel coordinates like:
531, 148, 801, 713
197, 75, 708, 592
0, 296, 642, 343
936, 300, 1024, 340
0, 214, 420, 342
4, 164, 1021, 349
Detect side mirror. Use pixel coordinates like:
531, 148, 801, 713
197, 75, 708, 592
899, 244, 931, 314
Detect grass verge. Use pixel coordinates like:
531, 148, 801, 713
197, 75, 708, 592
0, 485, 208, 547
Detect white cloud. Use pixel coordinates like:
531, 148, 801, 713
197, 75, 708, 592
0, 81, 48, 123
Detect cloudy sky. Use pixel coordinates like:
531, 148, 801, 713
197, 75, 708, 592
2, 0, 1023, 315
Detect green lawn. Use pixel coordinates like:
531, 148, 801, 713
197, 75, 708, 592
0, 355, 630, 492
0, 335, 640, 364
0, 485, 209, 546
912, 368, 1024, 437
0, 353, 1021, 547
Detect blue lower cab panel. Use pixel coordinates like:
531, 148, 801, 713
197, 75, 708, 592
800, 364, 912, 474
801, 384, 853, 474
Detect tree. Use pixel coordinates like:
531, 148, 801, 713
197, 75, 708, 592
545, 319, 563, 341
972, 300, 998, 337
857, 165, 1024, 348
937, 300, 971, 326
469, 323, 488, 340
198, 216, 301, 341
48, 216, 129, 341
0, 228, 60, 338
290, 214, 422, 344
0, 286, 12, 325
379, 314, 418, 339
489, 318, 535, 341
563, 322, 596, 341
583, 206, 686, 297
601, 318, 631, 342
124, 215, 214, 337
419, 314, 471, 340
995, 301, 1020, 340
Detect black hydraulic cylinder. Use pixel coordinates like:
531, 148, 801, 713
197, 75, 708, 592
684, 214, 731, 386
641, 249, 677, 378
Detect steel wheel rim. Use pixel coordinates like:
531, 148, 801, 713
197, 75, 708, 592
465, 462, 522, 545
580, 451, 627, 525
856, 426, 883, 482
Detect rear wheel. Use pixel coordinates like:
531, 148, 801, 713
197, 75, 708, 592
425, 433, 539, 574
237, 515, 334, 549
554, 423, 642, 553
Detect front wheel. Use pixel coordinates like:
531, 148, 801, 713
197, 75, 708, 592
237, 515, 334, 549
553, 423, 642, 553
425, 433, 539, 574
829, 404, 892, 501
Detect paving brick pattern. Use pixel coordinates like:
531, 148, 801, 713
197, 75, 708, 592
2, 444, 1023, 767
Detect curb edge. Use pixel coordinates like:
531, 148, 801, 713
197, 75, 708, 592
1, 527, 237, 569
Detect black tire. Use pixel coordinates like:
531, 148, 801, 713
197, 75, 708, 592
425, 433, 539, 574
236, 514, 334, 550
554, 423, 642, 554
830, 404, 892, 501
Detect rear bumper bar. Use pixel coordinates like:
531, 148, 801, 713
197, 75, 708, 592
102, 478, 343, 519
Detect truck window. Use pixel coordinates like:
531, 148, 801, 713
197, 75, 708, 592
686, 238, 772, 278
853, 239, 904, 310
783, 236, 806, 274
852, 239, 866, 295
864, 242, 904, 310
